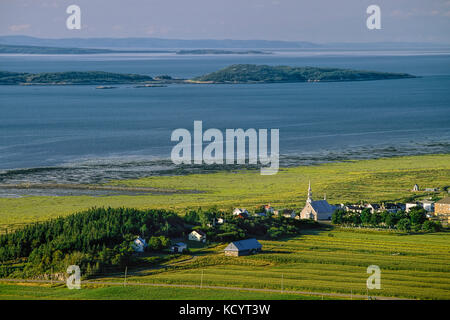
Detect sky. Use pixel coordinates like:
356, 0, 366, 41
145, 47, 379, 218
0, 0, 449, 43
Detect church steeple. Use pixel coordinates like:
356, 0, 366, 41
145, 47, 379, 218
307, 180, 313, 203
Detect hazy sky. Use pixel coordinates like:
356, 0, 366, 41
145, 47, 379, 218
1, 0, 449, 43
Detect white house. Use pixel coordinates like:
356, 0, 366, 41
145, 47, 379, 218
405, 203, 418, 212
300, 182, 335, 221
189, 230, 206, 243
132, 237, 147, 253
217, 218, 225, 224
281, 209, 296, 219
233, 208, 248, 216
420, 200, 435, 212
171, 242, 187, 253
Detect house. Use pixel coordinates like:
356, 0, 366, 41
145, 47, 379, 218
253, 212, 267, 217
217, 218, 225, 224
171, 242, 187, 253
381, 203, 402, 213
412, 184, 419, 192
281, 209, 296, 219
233, 208, 248, 216
132, 237, 147, 253
263, 204, 274, 214
435, 197, 450, 225
299, 182, 335, 221
189, 230, 206, 243
365, 203, 381, 213
424, 188, 438, 192
406, 203, 418, 213
419, 200, 435, 212
224, 238, 262, 257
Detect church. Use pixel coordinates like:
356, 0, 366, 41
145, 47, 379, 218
300, 182, 335, 221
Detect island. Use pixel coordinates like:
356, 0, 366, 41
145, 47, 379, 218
190, 64, 416, 83
175, 49, 271, 55
0, 64, 416, 85
0, 71, 154, 85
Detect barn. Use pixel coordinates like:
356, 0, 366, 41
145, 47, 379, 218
224, 238, 262, 257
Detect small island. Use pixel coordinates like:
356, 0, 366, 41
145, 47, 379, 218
0, 64, 416, 85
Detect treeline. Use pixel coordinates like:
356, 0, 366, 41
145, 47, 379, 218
184, 208, 319, 241
331, 206, 442, 232
0, 207, 184, 278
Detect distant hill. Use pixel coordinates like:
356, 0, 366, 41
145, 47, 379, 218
0, 35, 319, 49
1, 36, 448, 50
0, 44, 115, 54
192, 64, 416, 83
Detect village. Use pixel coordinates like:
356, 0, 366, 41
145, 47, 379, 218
131, 182, 450, 258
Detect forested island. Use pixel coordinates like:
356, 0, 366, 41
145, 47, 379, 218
191, 64, 416, 83
0, 64, 415, 85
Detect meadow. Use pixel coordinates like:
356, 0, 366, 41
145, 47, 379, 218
0, 282, 322, 300
0, 154, 449, 233
100, 228, 450, 300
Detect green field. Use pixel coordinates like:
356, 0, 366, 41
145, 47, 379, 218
87, 228, 448, 300
0, 283, 321, 300
2, 228, 448, 300
1, 154, 449, 232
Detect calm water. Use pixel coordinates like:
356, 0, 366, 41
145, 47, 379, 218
0, 52, 449, 184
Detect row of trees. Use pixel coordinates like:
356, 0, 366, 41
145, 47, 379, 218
331, 206, 442, 232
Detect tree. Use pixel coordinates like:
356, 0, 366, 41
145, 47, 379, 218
361, 209, 372, 225
409, 207, 426, 226
331, 209, 344, 224
421, 220, 441, 232
397, 218, 411, 232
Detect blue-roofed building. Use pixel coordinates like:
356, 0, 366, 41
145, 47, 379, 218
224, 238, 262, 256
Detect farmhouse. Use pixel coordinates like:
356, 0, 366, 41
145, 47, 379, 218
224, 238, 262, 257
171, 242, 187, 253
233, 208, 248, 216
300, 182, 335, 221
281, 209, 296, 219
189, 230, 206, 243
435, 197, 450, 224
132, 237, 147, 253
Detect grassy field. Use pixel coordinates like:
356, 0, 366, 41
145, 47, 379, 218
3, 228, 447, 300
0, 283, 323, 300
0, 154, 449, 232
95, 228, 450, 300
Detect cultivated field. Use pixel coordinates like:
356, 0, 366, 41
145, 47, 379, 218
89, 228, 450, 300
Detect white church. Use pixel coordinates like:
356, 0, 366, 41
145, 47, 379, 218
300, 181, 335, 221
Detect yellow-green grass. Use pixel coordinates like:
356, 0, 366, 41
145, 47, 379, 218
98, 229, 450, 300
0, 283, 323, 300
0, 154, 449, 231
